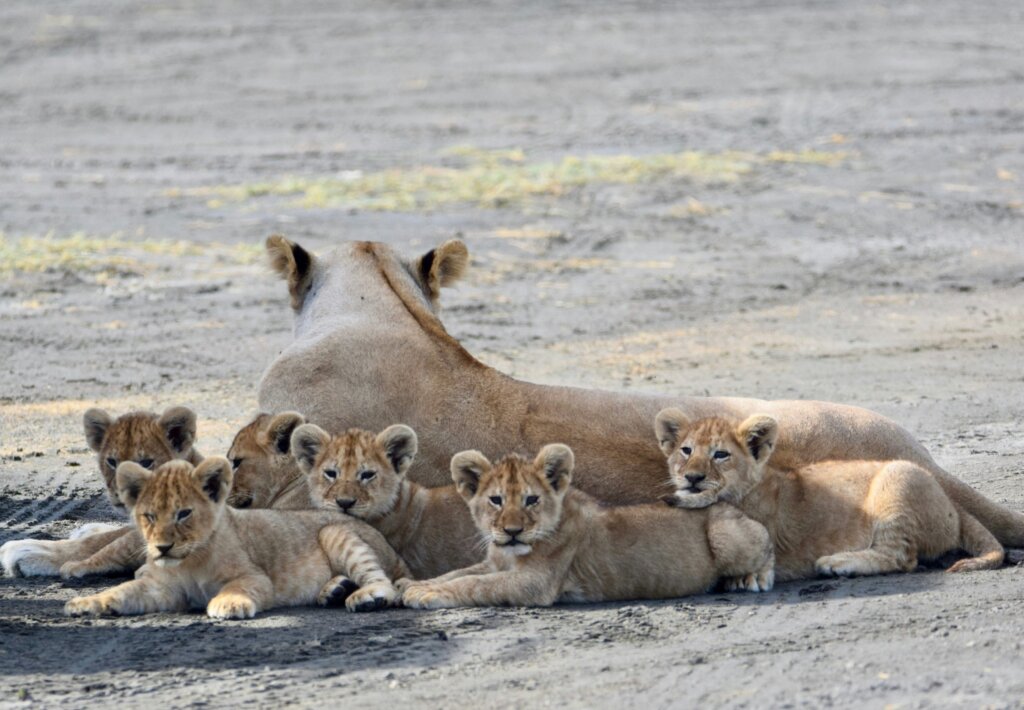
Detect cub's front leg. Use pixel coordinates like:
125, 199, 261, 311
207, 575, 274, 620
402, 569, 556, 609
60, 528, 146, 579
318, 524, 404, 612
64, 576, 186, 617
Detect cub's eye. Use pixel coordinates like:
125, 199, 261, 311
231, 458, 243, 470
106, 457, 118, 469
359, 470, 376, 482
525, 495, 540, 507
712, 451, 731, 461
680, 447, 692, 456
139, 458, 154, 470
176, 509, 192, 522
489, 495, 503, 507
143, 512, 156, 524
323, 469, 339, 481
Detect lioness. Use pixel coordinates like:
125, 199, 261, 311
293, 423, 481, 579
65, 457, 408, 618
258, 236, 1024, 553
400, 444, 774, 609
1, 406, 202, 579
655, 409, 1009, 581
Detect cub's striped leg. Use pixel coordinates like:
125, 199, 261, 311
318, 524, 402, 612
60, 528, 147, 579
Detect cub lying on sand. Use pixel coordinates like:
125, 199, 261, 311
293, 423, 481, 579
401, 444, 774, 609
1, 406, 202, 579
65, 457, 408, 618
655, 409, 1009, 581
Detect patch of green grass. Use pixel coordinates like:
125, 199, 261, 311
171, 147, 846, 212
0, 232, 262, 277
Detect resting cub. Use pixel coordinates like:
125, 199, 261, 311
293, 423, 481, 579
226, 411, 308, 510
655, 409, 1006, 581
1, 406, 202, 579
401, 444, 774, 609
65, 457, 408, 618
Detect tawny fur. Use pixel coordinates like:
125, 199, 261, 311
401, 444, 774, 609
655, 410, 1008, 581
226, 411, 309, 510
1, 407, 203, 579
64, 458, 409, 619
294, 423, 482, 580
256, 238, 1024, 551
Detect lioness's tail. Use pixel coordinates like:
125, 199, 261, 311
931, 467, 1024, 547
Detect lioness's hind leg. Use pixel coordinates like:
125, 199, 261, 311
817, 462, 942, 578
948, 510, 1003, 573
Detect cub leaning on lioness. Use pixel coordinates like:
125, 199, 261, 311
292, 423, 482, 579
1, 406, 202, 579
401, 444, 774, 609
655, 409, 1009, 581
65, 457, 409, 618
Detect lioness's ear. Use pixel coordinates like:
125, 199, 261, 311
193, 457, 233, 503
266, 412, 305, 455
417, 239, 469, 305
116, 462, 153, 510
655, 408, 690, 458
291, 424, 330, 473
84, 408, 113, 452
737, 415, 778, 464
450, 450, 490, 500
158, 406, 197, 455
536, 444, 574, 492
266, 234, 316, 310
376, 425, 418, 476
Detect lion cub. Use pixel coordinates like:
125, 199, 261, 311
1, 406, 202, 579
655, 409, 1006, 581
292, 423, 481, 579
226, 411, 309, 510
401, 444, 774, 609
64, 457, 408, 618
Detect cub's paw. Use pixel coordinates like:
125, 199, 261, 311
393, 577, 415, 595
207, 593, 258, 620
345, 581, 397, 613
1, 540, 60, 577
724, 568, 775, 593
401, 583, 455, 610
59, 560, 96, 580
318, 575, 360, 608
815, 552, 872, 578
670, 491, 717, 510
65, 595, 115, 617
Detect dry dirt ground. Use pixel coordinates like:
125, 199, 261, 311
2, 1, 1023, 707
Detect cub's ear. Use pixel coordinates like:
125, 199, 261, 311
84, 408, 113, 452
450, 450, 491, 500
158, 406, 197, 455
266, 412, 305, 455
116, 462, 153, 510
193, 457, 233, 503
736, 414, 778, 464
417, 239, 469, 305
536, 444, 574, 492
291, 424, 330, 473
376, 425, 418, 476
266, 234, 316, 310
655, 408, 690, 458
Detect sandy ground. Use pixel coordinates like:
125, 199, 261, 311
1, 0, 1023, 707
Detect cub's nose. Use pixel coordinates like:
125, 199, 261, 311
684, 472, 706, 485
156, 544, 173, 556
336, 498, 356, 511
503, 526, 523, 538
